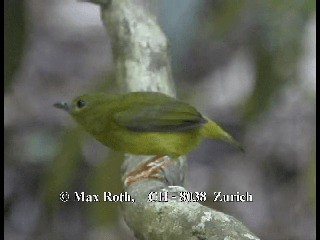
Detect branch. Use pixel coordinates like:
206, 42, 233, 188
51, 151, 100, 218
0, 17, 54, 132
84, 0, 260, 239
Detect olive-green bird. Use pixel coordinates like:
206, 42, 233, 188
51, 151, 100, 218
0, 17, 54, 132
54, 92, 243, 158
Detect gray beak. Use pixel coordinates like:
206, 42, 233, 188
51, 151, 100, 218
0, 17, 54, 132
53, 102, 70, 112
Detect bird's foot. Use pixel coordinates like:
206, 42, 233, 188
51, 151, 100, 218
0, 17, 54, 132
124, 155, 173, 186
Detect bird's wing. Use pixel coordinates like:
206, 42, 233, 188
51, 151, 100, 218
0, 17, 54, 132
114, 101, 207, 132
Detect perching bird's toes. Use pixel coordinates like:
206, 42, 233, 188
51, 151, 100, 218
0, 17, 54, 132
124, 156, 173, 186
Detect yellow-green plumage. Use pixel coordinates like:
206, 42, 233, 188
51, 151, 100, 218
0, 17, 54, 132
55, 92, 243, 157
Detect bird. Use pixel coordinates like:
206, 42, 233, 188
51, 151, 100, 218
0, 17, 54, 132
54, 91, 243, 185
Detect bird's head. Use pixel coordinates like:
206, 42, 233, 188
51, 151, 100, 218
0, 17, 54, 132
53, 93, 113, 118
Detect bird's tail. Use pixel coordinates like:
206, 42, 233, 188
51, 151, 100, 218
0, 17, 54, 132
201, 119, 245, 152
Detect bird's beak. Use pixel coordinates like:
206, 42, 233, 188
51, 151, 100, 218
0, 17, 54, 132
53, 102, 70, 112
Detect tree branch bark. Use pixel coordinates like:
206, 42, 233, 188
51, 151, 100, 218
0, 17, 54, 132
84, 0, 260, 239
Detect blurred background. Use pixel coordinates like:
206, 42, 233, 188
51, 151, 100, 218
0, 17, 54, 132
4, 0, 316, 239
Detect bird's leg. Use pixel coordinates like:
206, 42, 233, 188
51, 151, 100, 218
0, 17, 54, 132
125, 155, 165, 177
124, 155, 174, 186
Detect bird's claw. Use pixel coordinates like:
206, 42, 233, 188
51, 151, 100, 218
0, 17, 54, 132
124, 156, 173, 186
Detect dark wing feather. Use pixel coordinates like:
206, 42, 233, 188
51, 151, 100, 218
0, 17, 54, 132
114, 101, 207, 132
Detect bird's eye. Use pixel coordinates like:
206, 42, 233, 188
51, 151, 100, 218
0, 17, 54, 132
76, 100, 87, 109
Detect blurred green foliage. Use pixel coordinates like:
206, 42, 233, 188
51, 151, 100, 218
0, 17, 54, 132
87, 151, 123, 226
42, 128, 84, 211
243, 0, 315, 122
4, 0, 27, 92
42, 128, 124, 228
205, 0, 316, 122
